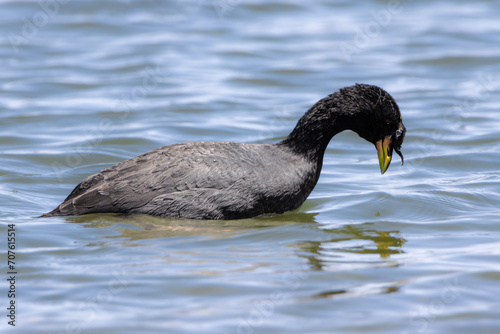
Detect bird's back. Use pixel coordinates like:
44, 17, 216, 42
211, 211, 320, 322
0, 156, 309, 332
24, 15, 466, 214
43, 141, 320, 219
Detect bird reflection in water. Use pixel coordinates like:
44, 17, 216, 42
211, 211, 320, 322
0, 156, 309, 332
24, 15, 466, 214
63, 212, 319, 241
298, 223, 407, 271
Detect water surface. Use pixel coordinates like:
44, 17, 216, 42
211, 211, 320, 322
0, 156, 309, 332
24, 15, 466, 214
1, 0, 500, 333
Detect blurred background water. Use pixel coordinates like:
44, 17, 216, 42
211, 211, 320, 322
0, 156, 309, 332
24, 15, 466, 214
1, 0, 500, 333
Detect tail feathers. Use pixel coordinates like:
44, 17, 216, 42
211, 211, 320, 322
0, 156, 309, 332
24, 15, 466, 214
40, 198, 80, 217
39, 206, 64, 218
40, 188, 120, 218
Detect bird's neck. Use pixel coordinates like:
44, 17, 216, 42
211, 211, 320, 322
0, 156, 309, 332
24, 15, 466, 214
278, 94, 359, 161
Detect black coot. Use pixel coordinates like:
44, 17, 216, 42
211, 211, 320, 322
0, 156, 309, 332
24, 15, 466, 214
43, 84, 406, 220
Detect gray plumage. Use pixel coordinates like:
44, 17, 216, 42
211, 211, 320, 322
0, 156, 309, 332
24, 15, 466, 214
42, 84, 406, 220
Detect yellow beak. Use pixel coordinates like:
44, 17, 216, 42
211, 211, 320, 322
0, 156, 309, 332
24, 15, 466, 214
376, 136, 393, 174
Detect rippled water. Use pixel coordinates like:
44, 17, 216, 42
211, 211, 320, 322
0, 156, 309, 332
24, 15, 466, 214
1, 0, 500, 333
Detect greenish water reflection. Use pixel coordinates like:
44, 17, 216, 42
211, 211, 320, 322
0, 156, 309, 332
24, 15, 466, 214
299, 223, 407, 271
65, 213, 406, 269
64, 212, 318, 240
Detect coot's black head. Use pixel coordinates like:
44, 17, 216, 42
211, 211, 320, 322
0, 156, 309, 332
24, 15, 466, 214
340, 84, 406, 174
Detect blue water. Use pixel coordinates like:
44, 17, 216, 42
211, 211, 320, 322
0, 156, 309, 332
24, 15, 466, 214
1, 0, 500, 333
